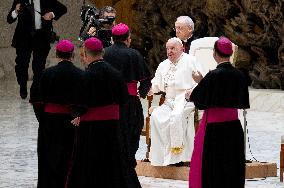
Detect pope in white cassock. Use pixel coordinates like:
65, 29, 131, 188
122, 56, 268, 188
149, 37, 204, 166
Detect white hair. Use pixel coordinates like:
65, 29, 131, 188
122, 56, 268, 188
176, 16, 194, 31
167, 37, 183, 45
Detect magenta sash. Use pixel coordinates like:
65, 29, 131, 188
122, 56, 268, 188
44, 103, 119, 121
189, 108, 238, 188
127, 82, 138, 96
44, 103, 70, 114
80, 104, 119, 121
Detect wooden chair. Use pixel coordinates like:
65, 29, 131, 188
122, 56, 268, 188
141, 37, 238, 162
142, 93, 166, 161
142, 93, 198, 162
280, 135, 284, 182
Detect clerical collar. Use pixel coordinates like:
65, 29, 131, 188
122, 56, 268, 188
88, 59, 104, 67
217, 61, 231, 68
171, 53, 184, 65
218, 61, 231, 64
182, 34, 193, 43
58, 60, 72, 65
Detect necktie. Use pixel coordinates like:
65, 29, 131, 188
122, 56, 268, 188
29, 0, 35, 31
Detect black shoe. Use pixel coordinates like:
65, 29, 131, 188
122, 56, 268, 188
20, 85, 28, 99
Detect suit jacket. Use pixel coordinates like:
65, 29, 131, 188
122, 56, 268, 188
7, 0, 67, 48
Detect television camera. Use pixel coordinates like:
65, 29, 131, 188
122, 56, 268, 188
79, 4, 115, 47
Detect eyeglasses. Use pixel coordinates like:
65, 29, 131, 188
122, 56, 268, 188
173, 26, 191, 32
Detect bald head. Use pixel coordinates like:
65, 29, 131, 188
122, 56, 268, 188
176, 16, 194, 30
167, 37, 183, 46
166, 37, 184, 63
175, 16, 194, 41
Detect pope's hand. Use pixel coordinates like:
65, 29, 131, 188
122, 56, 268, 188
185, 89, 192, 102
147, 88, 154, 96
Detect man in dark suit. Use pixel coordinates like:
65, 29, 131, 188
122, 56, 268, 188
7, 0, 67, 99
80, 6, 116, 47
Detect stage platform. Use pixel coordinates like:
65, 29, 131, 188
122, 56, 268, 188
136, 161, 277, 181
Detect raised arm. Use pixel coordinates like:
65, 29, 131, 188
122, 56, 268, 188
7, 0, 21, 24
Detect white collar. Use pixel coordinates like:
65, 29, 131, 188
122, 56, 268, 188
170, 53, 184, 65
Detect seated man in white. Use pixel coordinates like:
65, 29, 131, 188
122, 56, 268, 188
149, 37, 204, 166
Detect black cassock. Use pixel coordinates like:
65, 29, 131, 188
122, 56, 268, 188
70, 60, 141, 188
38, 60, 85, 188
190, 62, 250, 188
104, 42, 152, 167
191, 62, 249, 110
182, 36, 196, 53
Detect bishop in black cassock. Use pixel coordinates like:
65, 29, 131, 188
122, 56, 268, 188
70, 37, 141, 188
188, 37, 250, 188
104, 23, 152, 168
37, 40, 85, 188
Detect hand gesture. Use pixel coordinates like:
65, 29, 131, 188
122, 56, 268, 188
15, 3, 21, 14
71, 117, 80, 127
185, 89, 192, 102
87, 27, 97, 36
147, 88, 154, 96
42, 12, 54, 20
192, 70, 203, 84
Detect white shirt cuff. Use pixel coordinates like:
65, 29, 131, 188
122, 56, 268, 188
51, 12, 55, 19
11, 10, 18, 19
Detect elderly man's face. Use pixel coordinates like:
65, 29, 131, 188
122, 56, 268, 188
175, 21, 192, 40
166, 40, 183, 63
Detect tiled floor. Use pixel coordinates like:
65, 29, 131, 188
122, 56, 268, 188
0, 81, 284, 187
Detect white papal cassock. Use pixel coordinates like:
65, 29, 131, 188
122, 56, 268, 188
150, 52, 204, 166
